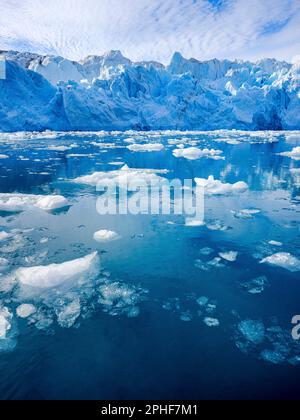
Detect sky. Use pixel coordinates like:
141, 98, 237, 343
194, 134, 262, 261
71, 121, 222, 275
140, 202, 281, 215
0, 0, 299, 64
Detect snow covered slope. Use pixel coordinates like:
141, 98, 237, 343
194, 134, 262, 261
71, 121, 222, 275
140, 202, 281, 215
0, 50, 299, 131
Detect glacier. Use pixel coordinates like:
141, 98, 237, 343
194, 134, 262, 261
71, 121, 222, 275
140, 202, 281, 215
0, 50, 299, 132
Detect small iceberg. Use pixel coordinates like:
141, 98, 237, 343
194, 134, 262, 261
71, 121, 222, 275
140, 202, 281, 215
127, 143, 164, 152
195, 176, 248, 195
94, 230, 121, 243
260, 252, 300, 272
173, 147, 224, 160
16, 304, 37, 319
0, 194, 69, 213
219, 251, 238, 262
15, 252, 100, 291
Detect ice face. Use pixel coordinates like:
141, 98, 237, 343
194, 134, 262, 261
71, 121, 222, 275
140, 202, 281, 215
16, 252, 100, 291
93, 230, 121, 243
260, 253, 300, 272
195, 176, 248, 195
0, 194, 69, 213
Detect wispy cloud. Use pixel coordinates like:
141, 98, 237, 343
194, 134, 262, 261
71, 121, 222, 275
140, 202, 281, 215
0, 0, 299, 63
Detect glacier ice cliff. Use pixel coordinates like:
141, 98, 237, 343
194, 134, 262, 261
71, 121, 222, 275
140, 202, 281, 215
0, 50, 299, 132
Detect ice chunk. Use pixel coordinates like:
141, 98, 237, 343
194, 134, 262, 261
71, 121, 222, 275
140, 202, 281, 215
242, 276, 269, 295
197, 296, 209, 307
173, 147, 224, 160
73, 165, 168, 188
93, 230, 121, 243
232, 209, 261, 219
0, 231, 10, 241
185, 218, 205, 227
195, 176, 248, 195
55, 298, 81, 328
0, 307, 12, 339
204, 317, 220, 327
127, 143, 164, 152
268, 240, 283, 247
260, 253, 300, 272
238, 320, 265, 344
0, 154, 8, 159
279, 147, 300, 160
16, 304, 37, 319
260, 349, 286, 365
199, 247, 214, 256
180, 311, 193, 322
16, 252, 99, 290
219, 251, 238, 262
0, 194, 69, 213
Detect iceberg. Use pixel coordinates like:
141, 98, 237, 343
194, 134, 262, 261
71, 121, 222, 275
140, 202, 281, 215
0, 194, 69, 213
260, 252, 300, 272
195, 176, 248, 195
94, 230, 121, 243
16, 304, 37, 319
15, 252, 99, 290
127, 143, 164, 152
173, 147, 224, 160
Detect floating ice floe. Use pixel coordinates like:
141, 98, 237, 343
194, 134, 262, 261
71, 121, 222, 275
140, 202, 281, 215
241, 276, 269, 295
231, 209, 261, 219
219, 251, 238, 262
0, 154, 8, 159
279, 147, 300, 160
73, 165, 168, 188
185, 218, 205, 227
93, 230, 121, 243
238, 320, 265, 345
127, 143, 164, 152
16, 304, 37, 319
195, 176, 248, 195
268, 240, 283, 247
0, 194, 69, 213
98, 281, 147, 318
199, 247, 214, 256
173, 147, 224, 160
260, 252, 300, 272
16, 252, 100, 291
0, 307, 12, 339
47, 145, 73, 152
204, 317, 220, 327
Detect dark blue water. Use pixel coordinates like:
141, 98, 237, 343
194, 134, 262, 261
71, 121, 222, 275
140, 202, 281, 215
0, 130, 299, 400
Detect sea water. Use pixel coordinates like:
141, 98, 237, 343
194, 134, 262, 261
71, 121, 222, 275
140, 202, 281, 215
0, 130, 299, 400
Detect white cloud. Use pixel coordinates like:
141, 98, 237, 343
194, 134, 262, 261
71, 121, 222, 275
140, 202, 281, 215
0, 0, 299, 63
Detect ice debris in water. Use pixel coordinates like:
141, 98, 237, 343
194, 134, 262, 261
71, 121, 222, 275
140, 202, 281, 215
195, 176, 248, 195
98, 281, 147, 318
173, 147, 224, 161
93, 230, 121, 243
279, 147, 300, 160
260, 252, 300, 272
204, 317, 220, 327
15, 252, 99, 291
238, 320, 265, 345
73, 165, 168, 188
199, 247, 214, 256
268, 240, 283, 247
16, 304, 37, 319
54, 297, 81, 328
0, 306, 17, 352
0, 194, 69, 213
219, 251, 238, 262
235, 320, 300, 365
241, 276, 269, 295
231, 209, 261, 219
127, 143, 164, 152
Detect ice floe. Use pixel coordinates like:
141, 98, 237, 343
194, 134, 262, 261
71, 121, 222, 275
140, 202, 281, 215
195, 176, 248, 195
279, 147, 300, 160
260, 252, 300, 272
204, 317, 220, 327
94, 230, 121, 243
127, 143, 164, 152
219, 251, 238, 262
0, 194, 69, 213
16, 304, 37, 319
241, 276, 269, 295
73, 165, 168, 188
173, 147, 224, 160
16, 252, 99, 291
0, 154, 9, 159
231, 209, 261, 219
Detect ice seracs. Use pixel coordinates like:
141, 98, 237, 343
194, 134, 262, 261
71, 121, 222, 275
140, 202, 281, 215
195, 176, 248, 195
260, 252, 300, 272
